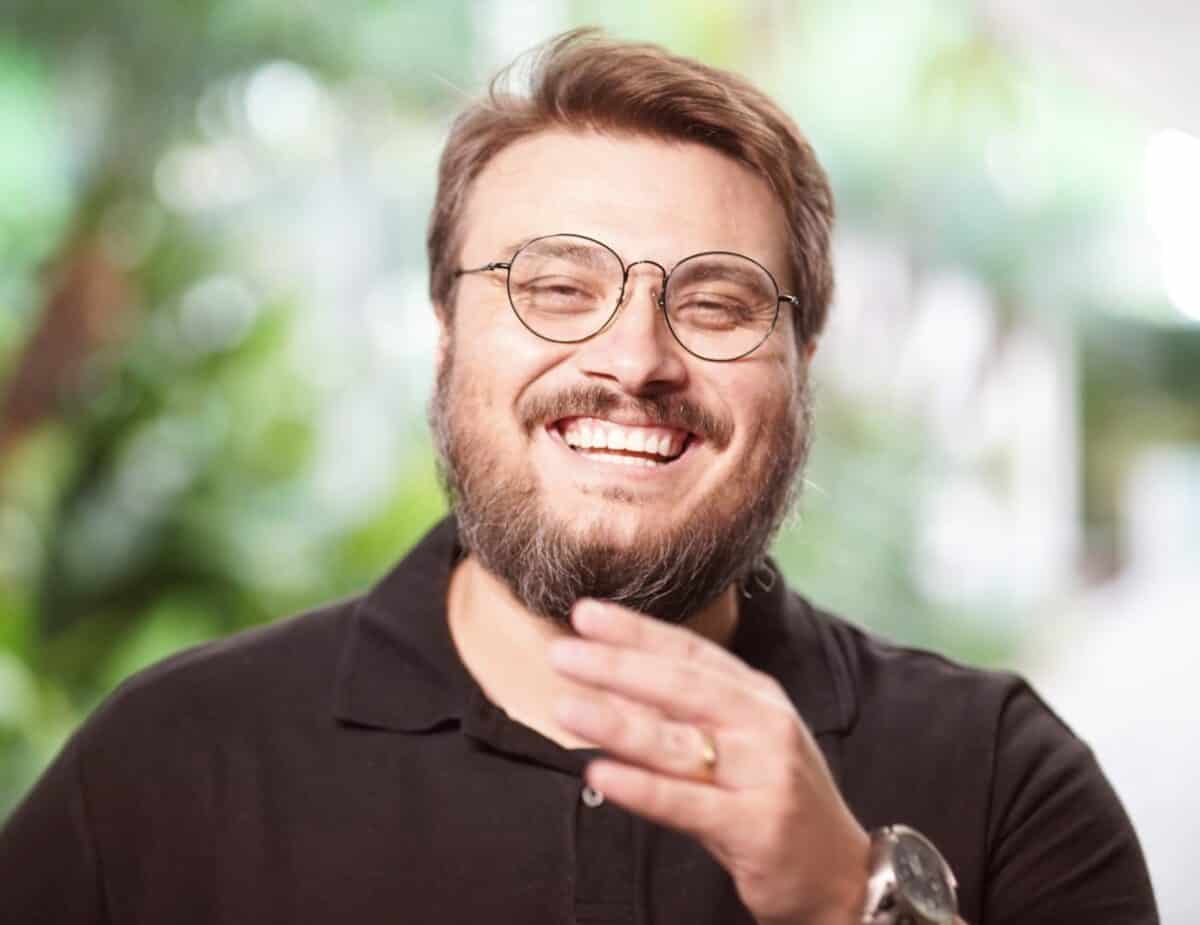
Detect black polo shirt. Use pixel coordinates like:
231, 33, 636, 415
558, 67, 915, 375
0, 517, 1157, 924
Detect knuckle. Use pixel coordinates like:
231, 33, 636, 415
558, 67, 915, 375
681, 633, 709, 662
668, 662, 702, 698
756, 706, 803, 752
692, 681, 726, 718
625, 715, 657, 754
763, 674, 789, 700
772, 703, 800, 733
750, 671, 789, 704
660, 722, 694, 761
778, 714, 810, 751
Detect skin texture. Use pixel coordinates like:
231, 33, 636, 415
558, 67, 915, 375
439, 129, 873, 925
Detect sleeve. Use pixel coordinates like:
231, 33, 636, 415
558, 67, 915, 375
0, 732, 111, 924
981, 681, 1158, 924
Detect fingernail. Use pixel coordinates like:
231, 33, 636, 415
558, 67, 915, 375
573, 599, 610, 631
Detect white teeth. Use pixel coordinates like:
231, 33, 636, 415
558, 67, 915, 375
559, 418, 689, 460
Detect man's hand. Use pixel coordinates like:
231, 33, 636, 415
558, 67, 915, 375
549, 599, 871, 925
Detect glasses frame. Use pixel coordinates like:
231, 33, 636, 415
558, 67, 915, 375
453, 232, 802, 362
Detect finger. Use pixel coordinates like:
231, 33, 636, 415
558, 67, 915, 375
571, 599, 750, 679
555, 691, 730, 785
584, 758, 724, 840
550, 639, 758, 726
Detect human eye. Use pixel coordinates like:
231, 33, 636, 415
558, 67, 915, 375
671, 291, 759, 330
529, 276, 594, 299
514, 274, 607, 315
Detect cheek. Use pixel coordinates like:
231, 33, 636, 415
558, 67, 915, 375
450, 315, 574, 419
722, 369, 803, 468
729, 352, 800, 420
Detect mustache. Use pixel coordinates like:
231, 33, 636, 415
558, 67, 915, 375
519, 384, 733, 450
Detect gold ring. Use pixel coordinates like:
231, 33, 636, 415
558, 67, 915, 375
696, 727, 718, 778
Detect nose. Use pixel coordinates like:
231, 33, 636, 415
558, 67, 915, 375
571, 261, 688, 395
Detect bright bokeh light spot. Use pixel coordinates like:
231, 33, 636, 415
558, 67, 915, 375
898, 269, 995, 423
1162, 244, 1200, 321
179, 274, 258, 354
362, 272, 436, 363
244, 60, 324, 148
116, 419, 196, 518
1144, 129, 1200, 321
154, 140, 257, 211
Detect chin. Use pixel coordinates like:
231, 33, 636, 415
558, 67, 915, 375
551, 492, 680, 547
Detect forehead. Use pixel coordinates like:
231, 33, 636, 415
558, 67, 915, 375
459, 129, 791, 280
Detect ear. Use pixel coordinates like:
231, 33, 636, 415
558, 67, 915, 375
803, 337, 819, 363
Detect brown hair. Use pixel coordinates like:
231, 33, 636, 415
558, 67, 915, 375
426, 28, 835, 346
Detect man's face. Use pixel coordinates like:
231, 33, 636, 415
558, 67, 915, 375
432, 129, 811, 622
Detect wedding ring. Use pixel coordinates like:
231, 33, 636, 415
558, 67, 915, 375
696, 727, 719, 779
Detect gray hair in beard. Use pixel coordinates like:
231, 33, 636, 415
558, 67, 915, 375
428, 343, 812, 625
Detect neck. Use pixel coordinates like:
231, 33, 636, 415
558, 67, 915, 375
446, 554, 739, 748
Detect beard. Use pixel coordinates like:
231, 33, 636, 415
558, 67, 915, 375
429, 339, 811, 625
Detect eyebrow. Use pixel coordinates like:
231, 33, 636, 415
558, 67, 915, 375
500, 237, 783, 289
516, 237, 618, 271
670, 259, 772, 289
501, 236, 538, 258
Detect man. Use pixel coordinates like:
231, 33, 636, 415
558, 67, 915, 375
0, 30, 1156, 925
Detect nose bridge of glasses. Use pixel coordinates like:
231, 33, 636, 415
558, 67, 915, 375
620, 259, 669, 308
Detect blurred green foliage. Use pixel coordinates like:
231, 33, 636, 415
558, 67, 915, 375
0, 0, 464, 814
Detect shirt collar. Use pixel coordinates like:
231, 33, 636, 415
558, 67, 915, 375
333, 516, 474, 732
728, 569, 857, 736
332, 515, 855, 737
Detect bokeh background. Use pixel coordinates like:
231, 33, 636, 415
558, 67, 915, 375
1, 0, 1196, 918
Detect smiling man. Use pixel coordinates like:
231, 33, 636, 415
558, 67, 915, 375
434, 130, 807, 630
0, 29, 1157, 925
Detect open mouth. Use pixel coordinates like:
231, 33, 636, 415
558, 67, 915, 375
552, 416, 695, 468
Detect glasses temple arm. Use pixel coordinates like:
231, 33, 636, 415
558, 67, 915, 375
453, 261, 512, 277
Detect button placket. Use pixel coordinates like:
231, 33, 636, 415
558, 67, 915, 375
573, 779, 634, 924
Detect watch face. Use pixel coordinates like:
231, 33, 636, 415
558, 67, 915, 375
894, 833, 954, 921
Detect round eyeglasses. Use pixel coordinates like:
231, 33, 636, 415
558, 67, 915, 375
453, 233, 801, 362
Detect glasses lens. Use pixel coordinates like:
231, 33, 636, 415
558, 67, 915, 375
508, 235, 622, 342
664, 254, 779, 360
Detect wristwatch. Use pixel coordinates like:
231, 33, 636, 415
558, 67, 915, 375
860, 825, 958, 925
